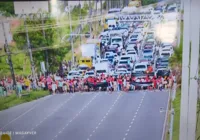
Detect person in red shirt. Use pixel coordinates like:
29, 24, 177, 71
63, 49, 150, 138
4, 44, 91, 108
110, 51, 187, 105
117, 78, 122, 91
132, 76, 136, 82
145, 75, 149, 82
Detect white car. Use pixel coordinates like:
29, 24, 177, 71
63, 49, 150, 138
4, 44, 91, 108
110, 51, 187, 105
118, 59, 134, 68
67, 71, 80, 79
84, 71, 95, 78
105, 52, 115, 57
159, 46, 174, 57
111, 36, 124, 50
133, 62, 150, 73
115, 68, 130, 75
126, 46, 136, 52
128, 33, 143, 43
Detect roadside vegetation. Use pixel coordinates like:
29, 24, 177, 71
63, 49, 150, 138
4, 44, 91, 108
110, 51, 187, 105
0, 3, 90, 76
141, 0, 157, 6
0, 90, 49, 111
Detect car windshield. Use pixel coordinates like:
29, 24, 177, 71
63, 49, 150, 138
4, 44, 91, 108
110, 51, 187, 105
144, 55, 153, 58
100, 60, 108, 63
118, 70, 126, 72
128, 52, 136, 54
96, 70, 106, 73
131, 35, 138, 38
163, 49, 170, 51
112, 38, 122, 42
119, 61, 128, 64
161, 53, 170, 56
161, 59, 169, 63
118, 66, 126, 69
86, 72, 94, 75
143, 50, 152, 53
135, 65, 146, 69
68, 72, 77, 76
131, 39, 137, 42
79, 67, 88, 70
121, 57, 130, 60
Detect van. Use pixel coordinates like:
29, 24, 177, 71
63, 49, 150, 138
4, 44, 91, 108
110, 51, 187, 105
79, 57, 92, 68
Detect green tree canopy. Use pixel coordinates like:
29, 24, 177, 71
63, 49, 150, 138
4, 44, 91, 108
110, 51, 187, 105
141, 0, 157, 6
13, 12, 71, 73
0, 2, 14, 16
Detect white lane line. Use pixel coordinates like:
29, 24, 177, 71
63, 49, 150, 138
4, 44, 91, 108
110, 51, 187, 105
52, 93, 100, 140
87, 93, 122, 140
33, 95, 75, 130
122, 93, 146, 140
1, 95, 53, 130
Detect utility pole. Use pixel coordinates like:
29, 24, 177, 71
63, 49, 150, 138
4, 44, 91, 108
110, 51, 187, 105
89, 0, 92, 34
95, 0, 98, 31
68, 6, 74, 66
79, 0, 82, 46
1, 22, 18, 96
187, 0, 200, 139
179, 0, 190, 139
41, 13, 49, 73
100, 0, 102, 15
23, 15, 37, 87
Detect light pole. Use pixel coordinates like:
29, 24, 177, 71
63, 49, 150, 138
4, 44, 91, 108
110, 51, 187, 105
179, 0, 190, 139
65, 6, 74, 66
1, 21, 18, 96
187, 0, 200, 139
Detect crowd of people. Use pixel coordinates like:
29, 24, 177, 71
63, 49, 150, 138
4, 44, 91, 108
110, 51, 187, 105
0, 72, 175, 96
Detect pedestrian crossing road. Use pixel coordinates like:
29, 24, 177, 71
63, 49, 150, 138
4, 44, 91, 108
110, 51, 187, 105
0, 90, 169, 140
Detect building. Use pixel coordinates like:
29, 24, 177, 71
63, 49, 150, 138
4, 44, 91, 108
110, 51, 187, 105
14, 1, 49, 14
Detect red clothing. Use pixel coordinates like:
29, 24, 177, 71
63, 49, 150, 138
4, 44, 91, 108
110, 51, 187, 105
118, 79, 122, 85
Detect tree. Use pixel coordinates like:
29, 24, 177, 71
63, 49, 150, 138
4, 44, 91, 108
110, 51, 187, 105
13, 12, 70, 73
141, 0, 157, 6
0, 2, 14, 16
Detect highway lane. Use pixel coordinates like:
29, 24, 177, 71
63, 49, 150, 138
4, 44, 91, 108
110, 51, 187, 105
87, 92, 145, 140
23, 92, 103, 140
1, 94, 75, 139
0, 91, 169, 140
0, 95, 52, 129
52, 93, 120, 140
124, 90, 169, 140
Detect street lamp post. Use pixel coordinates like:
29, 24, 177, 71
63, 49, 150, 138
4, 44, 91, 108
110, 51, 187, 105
179, 0, 191, 139
65, 6, 74, 66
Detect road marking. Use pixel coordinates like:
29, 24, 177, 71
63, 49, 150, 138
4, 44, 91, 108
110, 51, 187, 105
123, 93, 146, 139
52, 93, 100, 139
87, 93, 122, 139
0, 95, 53, 130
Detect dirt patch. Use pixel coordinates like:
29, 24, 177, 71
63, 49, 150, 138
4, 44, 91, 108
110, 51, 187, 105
10, 19, 21, 31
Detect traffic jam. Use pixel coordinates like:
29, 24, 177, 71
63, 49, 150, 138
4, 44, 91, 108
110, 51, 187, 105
63, 3, 178, 93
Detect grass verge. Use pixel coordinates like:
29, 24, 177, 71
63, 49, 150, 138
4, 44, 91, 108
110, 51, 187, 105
196, 100, 200, 140
166, 88, 181, 140
172, 88, 181, 140
0, 90, 49, 111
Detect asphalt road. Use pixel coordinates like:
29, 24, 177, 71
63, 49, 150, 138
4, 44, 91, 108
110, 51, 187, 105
0, 90, 169, 140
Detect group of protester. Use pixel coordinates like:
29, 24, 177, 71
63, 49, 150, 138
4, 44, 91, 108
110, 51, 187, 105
0, 72, 175, 96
